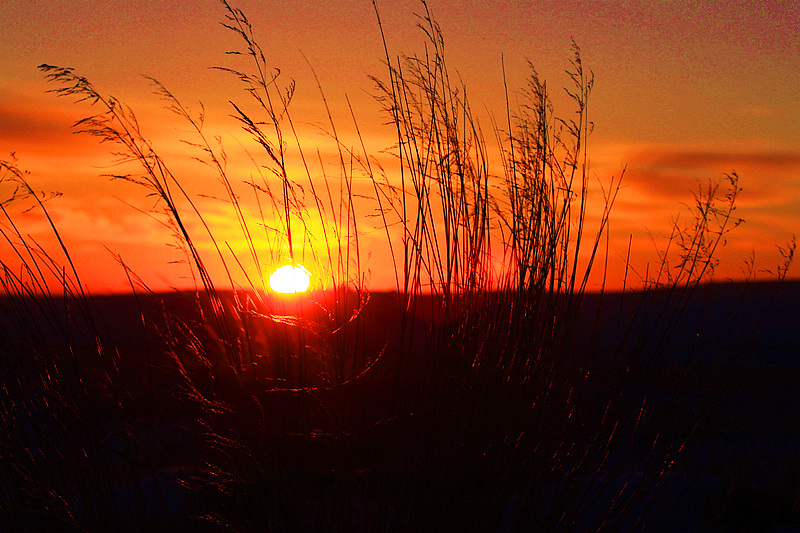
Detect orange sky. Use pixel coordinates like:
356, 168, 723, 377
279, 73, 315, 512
1, 0, 798, 294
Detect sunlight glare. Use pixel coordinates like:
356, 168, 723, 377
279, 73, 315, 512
269, 264, 311, 294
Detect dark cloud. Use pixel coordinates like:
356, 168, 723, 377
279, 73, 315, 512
0, 104, 63, 143
633, 148, 800, 171
620, 146, 800, 206
0, 96, 86, 151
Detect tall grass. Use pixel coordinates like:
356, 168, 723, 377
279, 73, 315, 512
1, 0, 794, 531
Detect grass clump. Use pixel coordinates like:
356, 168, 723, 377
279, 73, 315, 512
1, 1, 795, 531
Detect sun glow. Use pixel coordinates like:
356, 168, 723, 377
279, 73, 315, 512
269, 264, 311, 294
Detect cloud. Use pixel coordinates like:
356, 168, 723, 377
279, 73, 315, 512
0, 91, 78, 144
632, 148, 800, 172
618, 144, 800, 208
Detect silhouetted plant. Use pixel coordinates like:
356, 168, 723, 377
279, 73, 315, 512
0, 1, 794, 531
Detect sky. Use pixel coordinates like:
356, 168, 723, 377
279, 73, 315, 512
1, 0, 798, 293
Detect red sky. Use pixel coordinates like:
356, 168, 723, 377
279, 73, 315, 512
1, 0, 798, 293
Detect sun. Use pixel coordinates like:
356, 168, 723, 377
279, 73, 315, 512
269, 264, 311, 294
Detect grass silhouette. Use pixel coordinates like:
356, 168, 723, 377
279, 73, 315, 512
1, 1, 796, 531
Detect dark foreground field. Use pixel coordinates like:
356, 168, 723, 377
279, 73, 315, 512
1, 281, 798, 532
